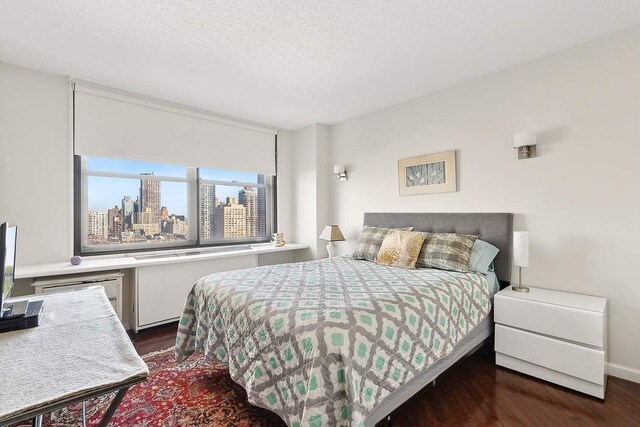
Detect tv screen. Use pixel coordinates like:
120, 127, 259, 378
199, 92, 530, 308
1, 223, 17, 305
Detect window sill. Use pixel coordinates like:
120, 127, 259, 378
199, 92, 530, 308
15, 243, 309, 280
78, 241, 269, 259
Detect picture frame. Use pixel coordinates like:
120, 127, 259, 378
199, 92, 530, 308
398, 150, 457, 196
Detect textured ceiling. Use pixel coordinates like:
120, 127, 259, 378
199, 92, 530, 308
1, 1, 640, 130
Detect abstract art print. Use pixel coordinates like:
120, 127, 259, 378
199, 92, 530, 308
398, 150, 457, 195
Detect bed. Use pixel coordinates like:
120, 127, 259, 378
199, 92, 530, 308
175, 212, 512, 426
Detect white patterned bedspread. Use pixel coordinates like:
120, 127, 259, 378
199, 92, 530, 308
175, 257, 491, 427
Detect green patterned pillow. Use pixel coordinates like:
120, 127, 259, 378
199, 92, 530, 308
416, 233, 479, 272
351, 226, 414, 262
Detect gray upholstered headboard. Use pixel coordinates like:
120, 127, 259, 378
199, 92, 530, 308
363, 212, 513, 284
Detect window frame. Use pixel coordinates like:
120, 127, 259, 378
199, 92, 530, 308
73, 156, 277, 256
197, 175, 274, 246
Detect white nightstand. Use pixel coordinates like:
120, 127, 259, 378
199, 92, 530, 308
494, 285, 607, 399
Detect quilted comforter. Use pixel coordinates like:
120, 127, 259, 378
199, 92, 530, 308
175, 256, 491, 426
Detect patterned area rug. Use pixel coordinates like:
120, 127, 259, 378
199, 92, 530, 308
15, 348, 285, 426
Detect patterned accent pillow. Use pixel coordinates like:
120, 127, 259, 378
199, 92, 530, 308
351, 226, 414, 262
416, 233, 479, 272
375, 230, 428, 269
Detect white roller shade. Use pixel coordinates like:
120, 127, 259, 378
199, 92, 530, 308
73, 83, 277, 175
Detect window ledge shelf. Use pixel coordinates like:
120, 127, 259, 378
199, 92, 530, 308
15, 243, 309, 280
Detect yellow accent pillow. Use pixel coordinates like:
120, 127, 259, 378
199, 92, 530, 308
374, 230, 428, 269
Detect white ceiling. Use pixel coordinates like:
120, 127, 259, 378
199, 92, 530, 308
1, 1, 640, 130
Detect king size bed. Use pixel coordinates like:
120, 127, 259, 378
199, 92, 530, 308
175, 213, 513, 426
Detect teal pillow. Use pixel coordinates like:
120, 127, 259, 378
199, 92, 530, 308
468, 239, 500, 274
486, 265, 501, 294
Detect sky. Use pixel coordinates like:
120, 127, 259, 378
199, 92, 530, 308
87, 158, 262, 214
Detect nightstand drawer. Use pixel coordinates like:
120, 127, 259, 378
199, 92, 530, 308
494, 294, 604, 348
495, 324, 605, 385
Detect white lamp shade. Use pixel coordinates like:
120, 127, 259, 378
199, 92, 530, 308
513, 231, 529, 267
513, 132, 537, 148
319, 225, 345, 242
333, 165, 345, 174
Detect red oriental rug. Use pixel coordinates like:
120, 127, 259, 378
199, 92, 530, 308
15, 348, 285, 426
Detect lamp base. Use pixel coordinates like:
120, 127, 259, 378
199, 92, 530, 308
326, 242, 335, 258
512, 266, 529, 292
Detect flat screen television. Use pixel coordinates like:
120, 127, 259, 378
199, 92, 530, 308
0, 222, 17, 312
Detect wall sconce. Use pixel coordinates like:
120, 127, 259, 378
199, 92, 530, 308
334, 165, 348, 181
513, 132, 537, 159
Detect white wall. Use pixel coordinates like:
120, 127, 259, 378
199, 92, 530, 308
329, 27, 640, 378
316, 124, 331, 248
291, 125, 317, 260
290, 124, 331, 260
275, 129, 294, 240
0, 61, 71, 265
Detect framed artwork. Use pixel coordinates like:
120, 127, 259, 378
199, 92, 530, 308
398, 150, 457, 196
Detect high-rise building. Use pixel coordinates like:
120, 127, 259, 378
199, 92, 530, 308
160, 214, 187, 236
132, 198, 140, 226
112, 216, 122, 239
88, 210, 109, 239
213, 205, 223, 240
200, 184, 215, 240
121, 196, 134, 229
257, 175, 267, 238
133, 207, 160, 236
107, 205, 122, 240
160, 206, 169, 221
140, 173, 161, 225
214, 200, 246, 239
167, 214, 188, 236
239, 186, 257, 238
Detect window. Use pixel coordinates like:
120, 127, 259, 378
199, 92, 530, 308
199, 169, 272, 243
75, 156, 275, 254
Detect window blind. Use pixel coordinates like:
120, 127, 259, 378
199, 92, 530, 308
73, 83, 277, 175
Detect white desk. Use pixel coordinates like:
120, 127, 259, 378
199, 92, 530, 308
15, 243, 309, 279
0, 287, 148, 426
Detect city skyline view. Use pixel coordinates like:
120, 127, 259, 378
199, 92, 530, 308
87, 157, 261, 213
85, 157, 268, 248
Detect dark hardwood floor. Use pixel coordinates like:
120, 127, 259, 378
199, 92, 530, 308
128, 324, 640, 426
127, 323, 178, 355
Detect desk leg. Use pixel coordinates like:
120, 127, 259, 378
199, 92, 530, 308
81, 401, 87, 426
31, 415, 43, 427
98, 386, 129, 427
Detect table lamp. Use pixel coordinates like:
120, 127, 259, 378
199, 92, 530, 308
512, 231, 530, 293
319, 225, 345, 258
